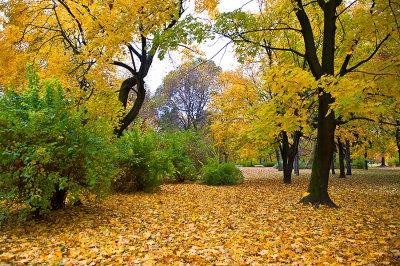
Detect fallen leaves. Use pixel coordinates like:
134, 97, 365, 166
0, 168, 399, 264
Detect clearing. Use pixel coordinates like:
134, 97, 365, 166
1, 168, 399, 264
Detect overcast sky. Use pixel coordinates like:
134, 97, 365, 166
144, 0, 258, 93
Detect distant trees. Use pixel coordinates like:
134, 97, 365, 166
155, 59, 221, 131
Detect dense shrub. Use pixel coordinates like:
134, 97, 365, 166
200, 159, 244, 186
113, 127, 164, 193
351, 158, 365, 169
263, 162, 276, 167
388, 158, 399, 167
160, 131, 197, 182
0, 66, 116, 218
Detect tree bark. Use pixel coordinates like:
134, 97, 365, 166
364, 149, 368, 170
294, 152, 300, 176
345, 139, 352, 175
115, 79, 146, 136
396, 124, 400, 162
298, 93, 338, 207
331, 152, 335, 175
381, 157, 386, 167
338, 138, 346, 178
305, 140, 316, 168
280, 131, 301, 184
275, 149, 283, 171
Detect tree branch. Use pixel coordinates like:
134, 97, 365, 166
341, 34, 390, 76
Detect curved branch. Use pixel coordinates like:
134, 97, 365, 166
113, 61, 136, 76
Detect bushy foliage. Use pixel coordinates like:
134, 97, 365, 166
0, 65, 116, 217
113, 127, 164, 193
263, 161, 276, 167
160, 131, 197, 182
200, 157, 244, 186
388, 158, 399, 167
351, 158, 365, 169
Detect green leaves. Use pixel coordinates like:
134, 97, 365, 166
0, 66, 116, 218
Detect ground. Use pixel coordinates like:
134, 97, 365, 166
1, 168, 399, 265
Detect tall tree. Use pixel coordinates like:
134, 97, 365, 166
213, 0, 398, 206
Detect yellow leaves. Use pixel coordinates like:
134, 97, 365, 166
1, 168, 399, 264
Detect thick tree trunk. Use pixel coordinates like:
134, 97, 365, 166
115, 79, 146, 136
345, 139, 352, 175
381, 157, 386, 167
338, 138, 346, 178
331, 153, 335, 175
275, 149, 283, 171
298, 93, 338, 207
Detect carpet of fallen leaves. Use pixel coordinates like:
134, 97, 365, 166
1, 168, 399, 265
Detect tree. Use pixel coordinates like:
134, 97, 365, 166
0, 0, 217, 135
213, 0, 398, 206
156, 59, 221, 131
211, 65, 315, 184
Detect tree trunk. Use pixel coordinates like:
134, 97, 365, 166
280, 133, 291, 184
381, 157, 386, 167
298, 93, 338, 207
345, 139, 352, 175
305, 140, 316, 168
294, 152, 300, 176
275, 149, 283, 171
338, 138, 346, 178
51, 187, 67, 210
115, 79, 146, 136
331, 152, 335, 175
280, 131, 301, 184
364, 149, 368, 170
396, 124, 400, 161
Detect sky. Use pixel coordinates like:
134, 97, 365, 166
144, 0, 259, 93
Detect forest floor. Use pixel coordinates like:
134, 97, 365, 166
1, 168, 399, 265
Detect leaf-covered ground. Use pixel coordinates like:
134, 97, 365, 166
1, 168, 399, 265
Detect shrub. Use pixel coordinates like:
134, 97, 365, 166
388, 158, 399, 167
200, 158, 244, 186
0, 65, 116, 218
113, 127, 164, 193
351, 158, 365, 169
263, 162, 276, 167
160, 131, 197, 182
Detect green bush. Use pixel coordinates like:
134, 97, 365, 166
113, 127, 164, 193
351, 158, 365, 169
200, 159, 244, 186
160, 131, 197, 182
0, 65, 116, 218
263, 162, 276, 167
389, 158, 399, 167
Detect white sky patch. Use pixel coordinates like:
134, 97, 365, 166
145, 0, 259, 93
